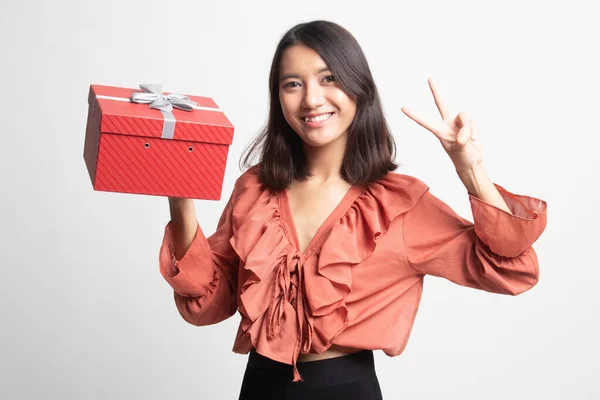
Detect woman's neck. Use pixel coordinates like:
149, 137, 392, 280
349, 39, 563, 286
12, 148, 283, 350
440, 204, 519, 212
302, 134, 348, 183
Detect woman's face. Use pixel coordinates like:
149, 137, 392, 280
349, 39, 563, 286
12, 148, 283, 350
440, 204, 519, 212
278, 44, 357, 149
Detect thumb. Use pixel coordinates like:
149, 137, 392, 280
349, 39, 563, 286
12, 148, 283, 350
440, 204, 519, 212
456, 122, 471, 145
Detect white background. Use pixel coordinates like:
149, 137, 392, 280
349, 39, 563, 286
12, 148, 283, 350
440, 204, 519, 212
1, 0, 598, 399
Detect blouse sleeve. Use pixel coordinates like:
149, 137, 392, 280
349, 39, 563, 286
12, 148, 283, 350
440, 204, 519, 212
402, 183, 547, 295
159, 189, 239, 326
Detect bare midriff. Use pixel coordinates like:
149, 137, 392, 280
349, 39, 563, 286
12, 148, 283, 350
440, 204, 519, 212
296, 344, 363, 362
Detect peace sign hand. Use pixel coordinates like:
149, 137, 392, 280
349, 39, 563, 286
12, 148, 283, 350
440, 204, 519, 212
401, 78, 482, 174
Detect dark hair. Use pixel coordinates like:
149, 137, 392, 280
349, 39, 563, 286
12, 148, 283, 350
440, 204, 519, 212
239, 20, 399, 190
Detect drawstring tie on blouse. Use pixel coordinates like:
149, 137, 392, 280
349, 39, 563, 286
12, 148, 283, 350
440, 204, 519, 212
265, 250, 313, 382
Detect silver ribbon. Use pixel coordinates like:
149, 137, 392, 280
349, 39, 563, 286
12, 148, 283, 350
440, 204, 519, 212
130, 84, 198, 139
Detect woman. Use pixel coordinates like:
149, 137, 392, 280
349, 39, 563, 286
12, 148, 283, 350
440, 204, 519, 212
161, 20, 547, 400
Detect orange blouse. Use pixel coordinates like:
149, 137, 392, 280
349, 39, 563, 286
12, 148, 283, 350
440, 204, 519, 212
159, 164, 547, 382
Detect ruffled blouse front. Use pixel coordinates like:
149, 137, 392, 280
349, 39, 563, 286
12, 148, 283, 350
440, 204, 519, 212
159, 164, 547, 382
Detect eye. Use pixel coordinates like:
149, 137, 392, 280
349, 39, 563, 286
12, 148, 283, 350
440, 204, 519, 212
283, 81, 300, 88
323, 75, 335, 83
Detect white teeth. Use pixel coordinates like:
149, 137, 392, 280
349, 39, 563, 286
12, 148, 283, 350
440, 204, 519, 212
303, 113, 332, 123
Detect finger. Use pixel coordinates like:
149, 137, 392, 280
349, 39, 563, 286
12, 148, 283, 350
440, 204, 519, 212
428, 77, 451, 120
401, 105, 445, 139
470, 120, 477, 141
454, 111, 470, 129
456, 125, 470, 146
457, 121, 472, 145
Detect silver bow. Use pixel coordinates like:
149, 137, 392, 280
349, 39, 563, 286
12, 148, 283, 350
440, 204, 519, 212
130, 84, 197, 139
130, 84, 197, 112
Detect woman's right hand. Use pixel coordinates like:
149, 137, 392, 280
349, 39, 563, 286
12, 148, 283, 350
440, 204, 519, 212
168, 197, 197, 261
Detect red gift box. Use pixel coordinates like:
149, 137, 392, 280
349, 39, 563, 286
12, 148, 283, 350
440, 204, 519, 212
83, 84, 234, 200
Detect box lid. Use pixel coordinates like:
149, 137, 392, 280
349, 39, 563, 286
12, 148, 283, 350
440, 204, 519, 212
89, 84, 234, 145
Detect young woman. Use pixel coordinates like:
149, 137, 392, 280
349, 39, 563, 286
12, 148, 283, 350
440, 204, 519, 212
161, 20, 547, 400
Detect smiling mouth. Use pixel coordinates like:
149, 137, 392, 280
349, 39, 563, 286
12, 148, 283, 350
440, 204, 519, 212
301, 112, 333, 123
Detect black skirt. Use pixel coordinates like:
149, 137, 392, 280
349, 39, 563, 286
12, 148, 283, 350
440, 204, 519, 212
238, 349, 384, 400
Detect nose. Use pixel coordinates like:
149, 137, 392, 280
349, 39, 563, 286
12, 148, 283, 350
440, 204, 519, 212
301, 81, 325, 109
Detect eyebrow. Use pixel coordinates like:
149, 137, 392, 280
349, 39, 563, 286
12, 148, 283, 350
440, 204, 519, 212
279, 67, 331, 82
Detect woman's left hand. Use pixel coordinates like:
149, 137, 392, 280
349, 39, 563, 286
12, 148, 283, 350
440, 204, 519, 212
401, 77, 482, 174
